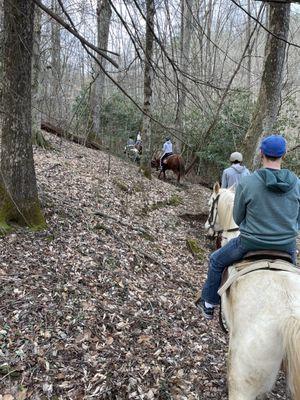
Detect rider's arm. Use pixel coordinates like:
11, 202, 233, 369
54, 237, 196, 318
233, 183, 247, 225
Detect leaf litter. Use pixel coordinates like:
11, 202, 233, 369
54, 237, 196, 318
0, 134, 296, 399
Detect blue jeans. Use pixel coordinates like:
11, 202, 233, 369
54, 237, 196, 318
201, 236, 297, 305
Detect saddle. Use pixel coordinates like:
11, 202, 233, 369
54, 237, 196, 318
218, 250, 298, 296
163, 154, 173, 164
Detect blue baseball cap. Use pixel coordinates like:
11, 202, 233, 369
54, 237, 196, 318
260, 135, 287, 157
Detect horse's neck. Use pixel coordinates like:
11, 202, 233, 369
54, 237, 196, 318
218, 190, 238, 231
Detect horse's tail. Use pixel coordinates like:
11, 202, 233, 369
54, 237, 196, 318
178, 156, 185, 177
282, 317, 300, 399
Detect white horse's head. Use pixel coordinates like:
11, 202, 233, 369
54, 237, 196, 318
205, 182, 222, 237
205, 183, 239, 246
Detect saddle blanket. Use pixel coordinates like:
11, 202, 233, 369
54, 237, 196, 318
218, 259, 300, 296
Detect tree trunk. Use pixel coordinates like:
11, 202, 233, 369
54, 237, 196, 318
91, 0, 112, 139
246, 0, 252, 93
174, 0, 194, 153
50, 0, 62, 123
140, 0, 155, 179
0, 0, 45, 231
242, 3, 290, 168
32, 6, 48, 147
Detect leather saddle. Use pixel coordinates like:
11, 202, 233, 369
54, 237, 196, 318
219, 250, 296, 289
242, 249, 293, 263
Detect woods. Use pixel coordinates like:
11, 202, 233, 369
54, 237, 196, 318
0, 0, 299, 399
1, 1, 299, 203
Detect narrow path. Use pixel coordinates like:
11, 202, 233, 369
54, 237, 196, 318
0, 135, 295, 399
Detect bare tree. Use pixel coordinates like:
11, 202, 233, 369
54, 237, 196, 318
50, 0, 62, 123
140, 0, 155, 179
174, 0, 194, 153
91, 0, 112, 139
32, 5, 47, 146
0, 0, 45, 231
242, 3, 290, 168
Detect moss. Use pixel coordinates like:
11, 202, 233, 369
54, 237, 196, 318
32, 130, 52, 149
186, 238, 205, 260
139, 231, 155, 241
132, 182, 144, 193
45, 234, 55, 242
94, 223, 112, 234
112, 178, 129, 193
22, 201, 46, 231
167, 194, 183, 206
143, 194, 183, 213
140, 165, 152, 180
0, 184, 46, 233
0, 221, 12, 236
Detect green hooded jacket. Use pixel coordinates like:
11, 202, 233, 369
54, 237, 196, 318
233, 168, 300, 251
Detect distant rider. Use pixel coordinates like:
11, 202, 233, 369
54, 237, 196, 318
124, 135, 135, 152
221, 152, 250, 188
160, 137, 173, 170
136, 131, 142, 146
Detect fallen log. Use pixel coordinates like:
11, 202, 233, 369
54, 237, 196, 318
41, 120, 102, 151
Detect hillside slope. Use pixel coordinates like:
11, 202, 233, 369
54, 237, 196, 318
0, 135, 295, 399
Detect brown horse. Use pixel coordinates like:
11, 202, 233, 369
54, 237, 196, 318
151, 155, 185, 183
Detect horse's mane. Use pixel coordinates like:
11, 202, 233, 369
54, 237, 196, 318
218, 188, 238, 231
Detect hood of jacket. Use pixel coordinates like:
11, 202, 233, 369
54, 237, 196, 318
256, 168, 298, 193
231, 164, 248, 174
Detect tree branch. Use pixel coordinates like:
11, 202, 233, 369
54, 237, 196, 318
231, 0, 300, 50
32, 0, 119, 68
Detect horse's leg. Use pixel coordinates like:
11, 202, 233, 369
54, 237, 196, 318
228, 328, 283, 400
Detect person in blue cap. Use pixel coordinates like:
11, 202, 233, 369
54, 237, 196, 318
197, 134, 300, 320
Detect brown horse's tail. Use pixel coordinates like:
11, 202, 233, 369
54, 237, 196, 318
179, 156, 185, 177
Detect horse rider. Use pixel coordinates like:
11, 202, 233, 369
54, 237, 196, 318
135, 131, 142, 154
197, 134, 300, 320
124, 135, 135, 152
221, 152, 250, 188
160, 137, 173, 170
136, 131, 142, 146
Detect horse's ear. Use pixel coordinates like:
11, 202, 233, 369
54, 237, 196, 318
213, 182, 220, 194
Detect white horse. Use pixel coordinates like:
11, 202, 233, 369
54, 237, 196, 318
205, 182, 300, 400
205, 182, 239, 246
124, 145, 140, 163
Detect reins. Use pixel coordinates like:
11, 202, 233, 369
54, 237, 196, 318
207, 194, 220, 231
207, 191, 238, 334
208, 193, 239, 237
219, 306, 229, 334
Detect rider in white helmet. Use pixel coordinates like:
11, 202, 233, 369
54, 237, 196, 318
221, 152, 250, 188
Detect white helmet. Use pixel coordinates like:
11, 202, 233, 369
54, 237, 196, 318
230, 152, 243, 162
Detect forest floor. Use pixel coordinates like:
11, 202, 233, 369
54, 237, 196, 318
0, 134, 298, 400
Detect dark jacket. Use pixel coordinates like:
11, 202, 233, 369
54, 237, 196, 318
233, 168, 300, 251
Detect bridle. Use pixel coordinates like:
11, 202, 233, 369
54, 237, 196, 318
207, 194, 221, 233
207, 193, 239, 236
207, 189, 239, 335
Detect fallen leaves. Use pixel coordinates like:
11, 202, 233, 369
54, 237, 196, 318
0, 133, 294, 399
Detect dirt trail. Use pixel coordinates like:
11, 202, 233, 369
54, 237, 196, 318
0, 134, 295, 399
